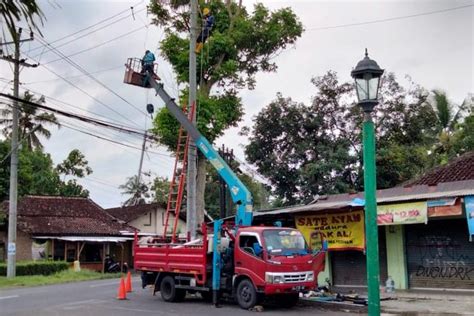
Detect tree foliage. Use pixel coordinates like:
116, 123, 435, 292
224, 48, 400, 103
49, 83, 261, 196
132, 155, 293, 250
245, 71, 460, 205
0, 0, 44, 41
56, 149, 92, 179
0, 141, 90, 200
150, 0, 303, 219
119, 175, 151, 206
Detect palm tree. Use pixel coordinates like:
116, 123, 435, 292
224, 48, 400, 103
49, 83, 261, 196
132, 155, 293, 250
119, 175, 151, 206
429, 90, 469, 163
0, 0, 44, 40
0, 90, 60, 150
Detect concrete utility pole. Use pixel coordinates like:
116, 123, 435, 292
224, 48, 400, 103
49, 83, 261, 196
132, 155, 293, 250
186, 0, 198, 240
135, 131, 147, 205
1, 28, 35, 278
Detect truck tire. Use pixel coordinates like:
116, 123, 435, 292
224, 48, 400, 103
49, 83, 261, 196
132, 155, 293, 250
236, 279, 257, 309
160, 276, 185, 302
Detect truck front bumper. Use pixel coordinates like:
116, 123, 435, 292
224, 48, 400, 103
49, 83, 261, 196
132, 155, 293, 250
263, 281, 316, 295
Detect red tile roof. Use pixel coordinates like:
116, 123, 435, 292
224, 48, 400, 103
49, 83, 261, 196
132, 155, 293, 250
406, 151, 474, 186
105, 203, 166, 223
1, 196, 135, 236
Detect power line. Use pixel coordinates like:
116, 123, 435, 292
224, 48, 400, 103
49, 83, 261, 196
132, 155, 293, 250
0, 93, 173, 160
0, 77, 142, 130
19, 51, 143, 127
31, 37, 148, 117
41, 25, 149, 65
0, 92, 146, 137
28, 4, 146, 56
21, 65, 123, 85
307, 4, 473, 31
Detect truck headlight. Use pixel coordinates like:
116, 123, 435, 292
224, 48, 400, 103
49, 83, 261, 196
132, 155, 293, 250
273, 275, 284, 284
307, 272, 314, 281
265, 272, 284, 284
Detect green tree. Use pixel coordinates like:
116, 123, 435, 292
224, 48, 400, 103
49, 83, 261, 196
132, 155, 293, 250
245, 71, 439, 205
56, 149, 93, 179
0, 0, 44, 40
0, 91, 60, 150
0, 140, 89, 200
204, 164, 270, 218
151, 0, 303, 221
119, 175, 151, 206
428, 90, 471, 164
151, 176, 170, 205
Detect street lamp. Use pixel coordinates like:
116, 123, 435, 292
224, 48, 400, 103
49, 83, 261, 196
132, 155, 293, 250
351, 49, 384, 316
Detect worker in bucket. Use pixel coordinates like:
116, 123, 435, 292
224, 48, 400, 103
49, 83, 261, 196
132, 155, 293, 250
195, 8, 214, 54
141, 50, 156, 75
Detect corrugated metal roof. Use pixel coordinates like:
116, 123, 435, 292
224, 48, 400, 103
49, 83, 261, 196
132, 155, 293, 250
255, 180, 474, 217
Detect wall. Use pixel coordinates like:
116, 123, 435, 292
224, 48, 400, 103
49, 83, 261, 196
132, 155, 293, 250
16, 230, 33, 261
385, 225, 408, 289
128, 208, 186, 235
318, 252, 332, 286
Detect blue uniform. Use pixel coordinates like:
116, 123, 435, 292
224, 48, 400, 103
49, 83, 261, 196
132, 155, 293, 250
142, 51, 155, 66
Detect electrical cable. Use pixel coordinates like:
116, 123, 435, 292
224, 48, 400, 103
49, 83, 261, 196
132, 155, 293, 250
28, 4, 146, 56
22, 65, 123, 85
41, 24, 149, 65
19, 52, 144, 127
307, 4, 473, 31
31, 37, 148, 117
0, 92, 147, 138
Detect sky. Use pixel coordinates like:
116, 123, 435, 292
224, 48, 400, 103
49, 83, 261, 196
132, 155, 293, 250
0, 0, 472, 208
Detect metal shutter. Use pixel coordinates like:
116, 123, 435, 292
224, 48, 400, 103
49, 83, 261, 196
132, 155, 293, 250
406, 219, 474, 289
332, 228, 388, 286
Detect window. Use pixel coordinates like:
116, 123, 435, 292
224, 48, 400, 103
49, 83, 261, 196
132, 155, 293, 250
239, 234, 262, 257
144, 212, 152, 226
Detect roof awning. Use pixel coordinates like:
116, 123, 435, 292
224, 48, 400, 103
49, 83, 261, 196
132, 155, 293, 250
34, 236, 133, 242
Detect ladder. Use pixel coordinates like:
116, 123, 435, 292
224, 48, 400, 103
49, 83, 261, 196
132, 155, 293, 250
163, 102, 196, 243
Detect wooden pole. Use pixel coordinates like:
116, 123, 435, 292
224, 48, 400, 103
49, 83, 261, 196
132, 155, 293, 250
64, 241, 67, 261
51, 239, 55, 260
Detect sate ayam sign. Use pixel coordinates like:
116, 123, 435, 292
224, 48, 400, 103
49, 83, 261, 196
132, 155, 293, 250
296, 210, 365, 251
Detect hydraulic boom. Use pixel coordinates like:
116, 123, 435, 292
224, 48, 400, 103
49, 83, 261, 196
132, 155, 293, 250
148, 78, 254, 227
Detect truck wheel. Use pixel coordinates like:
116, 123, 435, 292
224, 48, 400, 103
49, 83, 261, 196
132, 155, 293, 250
236, 279, 257, 309
279, 293, 299, 308
160, 276, 184, 302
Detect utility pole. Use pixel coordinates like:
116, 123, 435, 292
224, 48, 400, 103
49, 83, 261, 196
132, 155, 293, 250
218, 145, 228, 219
186, 0, 198, 240
135, 131, 147, 205
1, 28, 36, 278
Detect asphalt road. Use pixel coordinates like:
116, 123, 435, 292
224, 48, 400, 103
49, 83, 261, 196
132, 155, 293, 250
0, 277, 355, 316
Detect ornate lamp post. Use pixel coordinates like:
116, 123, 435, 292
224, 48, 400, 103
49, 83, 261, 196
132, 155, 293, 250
351, 49, 384, 316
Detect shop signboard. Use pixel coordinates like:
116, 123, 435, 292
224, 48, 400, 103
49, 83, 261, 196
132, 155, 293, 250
296, 210, 365, 251
377, 201, 428, 225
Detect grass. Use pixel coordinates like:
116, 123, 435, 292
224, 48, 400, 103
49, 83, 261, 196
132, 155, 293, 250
0, 269, 121, 289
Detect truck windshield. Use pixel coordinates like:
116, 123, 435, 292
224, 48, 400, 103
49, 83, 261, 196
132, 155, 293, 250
263, 229, 308, 256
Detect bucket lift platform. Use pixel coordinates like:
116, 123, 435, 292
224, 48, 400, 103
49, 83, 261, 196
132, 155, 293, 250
124, 57, 161, 88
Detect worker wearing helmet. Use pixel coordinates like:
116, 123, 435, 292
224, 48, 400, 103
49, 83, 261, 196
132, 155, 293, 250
195, 8, 214, 53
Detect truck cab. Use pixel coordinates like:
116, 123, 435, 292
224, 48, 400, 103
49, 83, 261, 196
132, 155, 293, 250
231, 227, 326, 308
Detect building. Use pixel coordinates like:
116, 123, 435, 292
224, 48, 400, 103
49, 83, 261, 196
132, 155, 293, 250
105, 203, 186, 237
254, 151, 474, 291
0, 196, 135, 271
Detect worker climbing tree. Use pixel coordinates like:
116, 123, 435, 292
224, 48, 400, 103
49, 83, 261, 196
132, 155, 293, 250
149, 0, 303, 226
195, 7, 214, 54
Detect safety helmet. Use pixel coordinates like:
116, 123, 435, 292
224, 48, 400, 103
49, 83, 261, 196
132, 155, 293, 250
203, 8, 210, 15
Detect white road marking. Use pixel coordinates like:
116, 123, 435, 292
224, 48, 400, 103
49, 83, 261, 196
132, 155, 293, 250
0, 295, 19, 300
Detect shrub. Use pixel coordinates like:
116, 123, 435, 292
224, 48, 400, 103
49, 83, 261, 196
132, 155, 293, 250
0, 261, 69, 276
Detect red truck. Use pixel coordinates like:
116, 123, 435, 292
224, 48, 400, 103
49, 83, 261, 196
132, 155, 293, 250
134, 224, 326, 309
126, 63, 327, 309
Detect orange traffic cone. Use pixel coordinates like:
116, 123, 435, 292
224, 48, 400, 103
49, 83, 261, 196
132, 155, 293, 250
117, 277, 127, 300
125, 271, 133, 293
